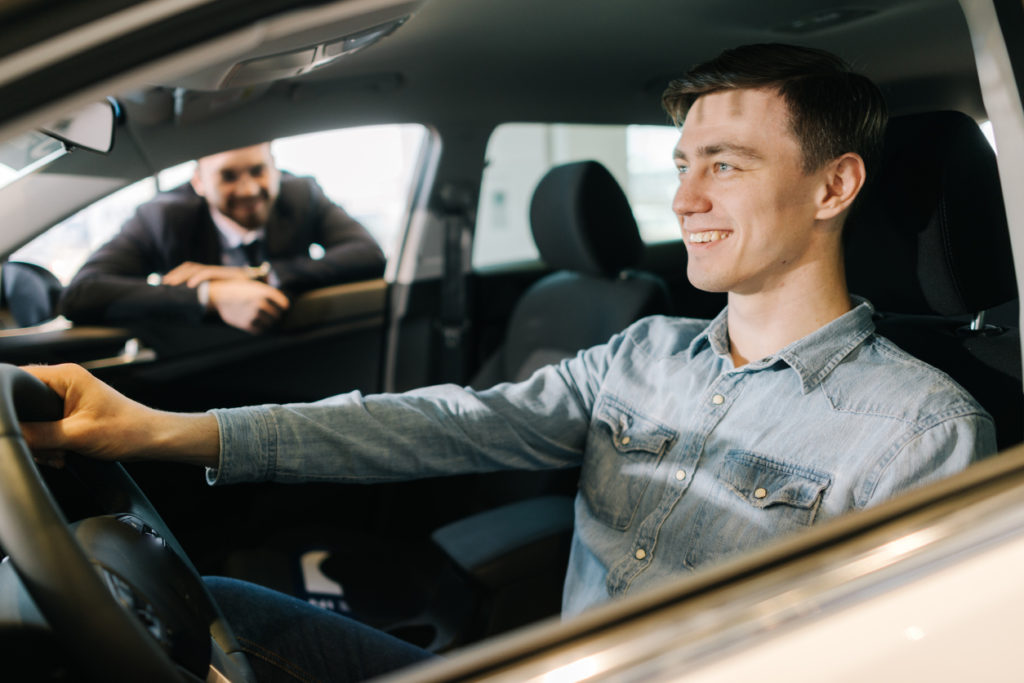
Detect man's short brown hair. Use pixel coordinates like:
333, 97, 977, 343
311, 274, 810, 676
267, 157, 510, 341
662, 43, 887, 176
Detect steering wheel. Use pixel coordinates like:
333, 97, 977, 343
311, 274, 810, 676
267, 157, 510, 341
0, 364, 254, 682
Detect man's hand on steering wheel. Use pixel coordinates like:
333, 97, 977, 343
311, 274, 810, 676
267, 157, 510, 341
20, 363, 221, 468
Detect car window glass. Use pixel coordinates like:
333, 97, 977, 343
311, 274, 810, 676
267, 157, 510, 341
10, 123, 428, 285
472, 123, 680, 270
11, 177, 159, 286
270, 125, 427, 258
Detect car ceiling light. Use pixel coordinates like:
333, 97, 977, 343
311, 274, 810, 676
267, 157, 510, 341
222, 16, 409, 89
323, 18, 408, 60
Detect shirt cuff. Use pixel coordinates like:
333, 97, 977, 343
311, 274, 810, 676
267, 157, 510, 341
197, 280, 211, 309
205, 406, 275, 485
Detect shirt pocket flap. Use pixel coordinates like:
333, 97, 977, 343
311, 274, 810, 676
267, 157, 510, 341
594, 397, 676, 456
721, 451, 831, 510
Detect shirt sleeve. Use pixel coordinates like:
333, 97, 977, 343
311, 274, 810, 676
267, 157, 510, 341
206, 326, 630, 485
266, 178, 386, 294
59, 195, 208, 324
858, 411, 997, 507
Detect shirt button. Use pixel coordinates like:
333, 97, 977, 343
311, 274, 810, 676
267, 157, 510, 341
711, 394, 725, 405
635, 548, 647, 560
754, 487, 768, 499
621, 436, 631, 445
675, 470, 686, 481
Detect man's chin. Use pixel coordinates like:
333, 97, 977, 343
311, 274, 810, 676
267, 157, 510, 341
229, 210, 269, 229
686, 271, 730, 294
223, 196, 273, 227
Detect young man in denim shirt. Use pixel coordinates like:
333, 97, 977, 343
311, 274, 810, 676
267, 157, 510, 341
23, 44, 995, 682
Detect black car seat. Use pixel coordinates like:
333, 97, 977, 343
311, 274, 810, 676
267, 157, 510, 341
464, 160, 671, 511
420, 161, 671, 648
844, 110, 1021, 451
471, 159, 671, 389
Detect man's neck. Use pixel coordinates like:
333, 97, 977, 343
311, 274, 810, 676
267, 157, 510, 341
726, 274, 851, 368
208, 206, 262, 247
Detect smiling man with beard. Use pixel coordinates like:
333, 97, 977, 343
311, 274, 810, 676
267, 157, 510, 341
60, 143, 385, 333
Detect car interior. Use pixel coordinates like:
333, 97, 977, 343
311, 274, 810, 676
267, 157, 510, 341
0, 0, 1022, 680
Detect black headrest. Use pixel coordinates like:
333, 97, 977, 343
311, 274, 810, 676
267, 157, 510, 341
845, 110, 1016, 316
529, 161, 644, 277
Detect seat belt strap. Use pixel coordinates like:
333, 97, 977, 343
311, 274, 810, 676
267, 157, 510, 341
437, 183, 475, 384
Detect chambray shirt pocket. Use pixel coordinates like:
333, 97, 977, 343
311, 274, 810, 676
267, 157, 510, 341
581, 396, 678, 531
685, 450, 831, 570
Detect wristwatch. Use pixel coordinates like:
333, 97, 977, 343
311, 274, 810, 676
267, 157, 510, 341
245, 261, 271, 282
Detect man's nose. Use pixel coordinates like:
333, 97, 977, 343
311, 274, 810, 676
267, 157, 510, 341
672, 175, 712, 216
234, 172, 261, 197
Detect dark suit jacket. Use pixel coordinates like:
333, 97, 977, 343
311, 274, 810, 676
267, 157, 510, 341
60, 173, 386, 325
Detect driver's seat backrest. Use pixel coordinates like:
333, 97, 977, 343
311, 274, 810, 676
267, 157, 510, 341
844, 110, 1021, 450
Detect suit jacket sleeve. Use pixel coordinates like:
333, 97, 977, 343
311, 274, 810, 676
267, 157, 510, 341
59, 189, 211, 325
266, 176, 386, 294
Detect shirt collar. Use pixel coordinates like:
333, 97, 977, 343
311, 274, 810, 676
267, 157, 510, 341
209, 207, 264, 249
687, 296, 877, 393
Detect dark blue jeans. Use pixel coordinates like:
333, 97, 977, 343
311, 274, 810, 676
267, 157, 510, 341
206, 577, 435, 682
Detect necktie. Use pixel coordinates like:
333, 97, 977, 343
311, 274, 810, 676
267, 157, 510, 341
242, 239, 264, 267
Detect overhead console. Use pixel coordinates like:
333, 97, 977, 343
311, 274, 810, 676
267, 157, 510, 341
171, 0, 424, 91
222, 15, 411, 89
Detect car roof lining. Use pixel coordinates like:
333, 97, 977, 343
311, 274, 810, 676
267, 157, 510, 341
123, 0, 982, 170
0, 0, 984, 174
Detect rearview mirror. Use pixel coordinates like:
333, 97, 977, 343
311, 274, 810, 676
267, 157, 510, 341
39, 99, 116, 154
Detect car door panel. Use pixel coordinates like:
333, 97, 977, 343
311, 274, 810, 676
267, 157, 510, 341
92, 278, 388, 411
0, 279, 387, 412
0, 321, 135, 365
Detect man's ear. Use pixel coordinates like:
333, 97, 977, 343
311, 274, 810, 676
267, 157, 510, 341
190, 166, 206, 197
815, 152, 866, 220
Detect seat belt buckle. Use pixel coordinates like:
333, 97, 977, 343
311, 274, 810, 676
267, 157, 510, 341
438, 321, 469, 349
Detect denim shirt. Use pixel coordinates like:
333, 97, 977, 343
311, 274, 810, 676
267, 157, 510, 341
210, 299, 996, 617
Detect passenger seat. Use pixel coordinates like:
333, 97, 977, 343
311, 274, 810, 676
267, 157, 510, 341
471, 159, 670, 388
425, 160, 671, 647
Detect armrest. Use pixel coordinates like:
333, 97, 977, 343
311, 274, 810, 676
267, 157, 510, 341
431, 495, 574, 590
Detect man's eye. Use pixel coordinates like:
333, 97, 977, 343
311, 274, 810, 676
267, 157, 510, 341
249, 164, 265, 177
676, 165, 689, 175
715, 162, 734, 172
221, 171, 238, 182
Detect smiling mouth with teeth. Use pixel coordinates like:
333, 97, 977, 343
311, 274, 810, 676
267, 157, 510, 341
688, 230, 731, 244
